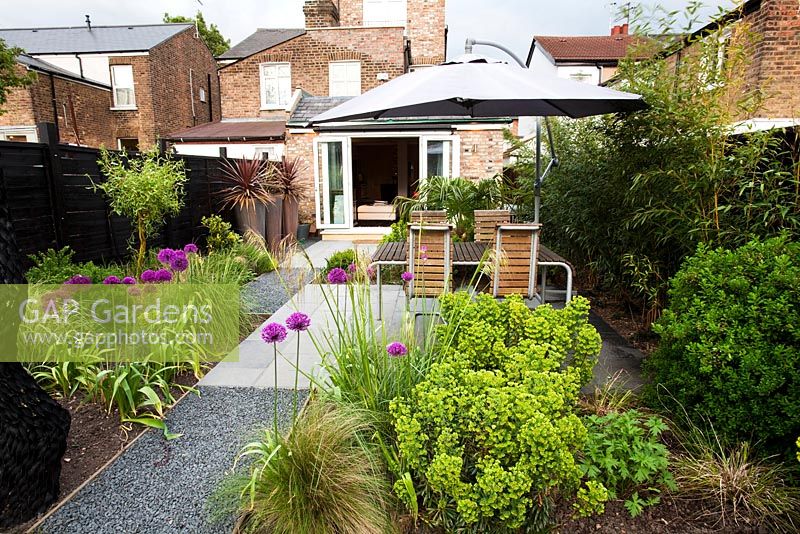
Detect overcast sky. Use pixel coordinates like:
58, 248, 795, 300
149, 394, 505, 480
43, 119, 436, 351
2, 0, 734, 61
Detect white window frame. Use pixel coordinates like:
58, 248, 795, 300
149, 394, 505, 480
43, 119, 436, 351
260, 62, 292, 110
363, 0, 407, 27
0, 127, 38, 142
313, 137, 353, 229
110, 65, 136, 110
420, 135, 460, 181
328, 61, 361, 97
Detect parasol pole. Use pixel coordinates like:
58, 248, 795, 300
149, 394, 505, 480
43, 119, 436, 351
464, 38, 558, 224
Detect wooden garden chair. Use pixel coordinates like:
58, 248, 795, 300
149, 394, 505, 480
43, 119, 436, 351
490, 223, 542, 301
407, 223, 453, 318
409, 210, 448, 225
473, 209, 511, 243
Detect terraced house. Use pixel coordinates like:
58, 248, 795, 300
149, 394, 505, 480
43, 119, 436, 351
169, 0, 514, 239
0, 22, 220, 150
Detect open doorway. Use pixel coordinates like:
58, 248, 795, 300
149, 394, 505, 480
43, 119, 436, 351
351, 138, 419, 226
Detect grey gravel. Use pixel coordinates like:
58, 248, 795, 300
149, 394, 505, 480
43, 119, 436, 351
41, 387, 307, 534
242, 268, 308, 314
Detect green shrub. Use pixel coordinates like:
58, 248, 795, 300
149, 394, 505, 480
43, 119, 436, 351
580, 410, 674, 517
380, 220, 408, 244
391, 294, 602, 530
96, 148, 187, 273
26, 247, 124, 284
233, 234, 275, 275
202, 214, 241, 252
185, 249, 254, 286
645, 236, 800, 449
230, 399, 393, 534
323, 248, 356, 276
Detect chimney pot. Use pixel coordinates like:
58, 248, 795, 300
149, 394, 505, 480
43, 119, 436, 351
85, 14, 91, 31
621, 23, 629, 35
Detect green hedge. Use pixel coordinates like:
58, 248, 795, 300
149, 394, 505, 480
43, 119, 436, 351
645, 236, 800, 449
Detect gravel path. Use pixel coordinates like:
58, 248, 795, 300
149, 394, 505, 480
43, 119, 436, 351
241, 268, 309, 314
41, 387, 307, 534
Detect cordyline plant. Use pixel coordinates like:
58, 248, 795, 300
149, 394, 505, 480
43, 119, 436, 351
96, 148, 187, 273
217, 157, 276, 209
272, 156, 309, 201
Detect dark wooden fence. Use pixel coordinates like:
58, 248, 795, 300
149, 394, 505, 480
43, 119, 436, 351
0, 127, 227, 275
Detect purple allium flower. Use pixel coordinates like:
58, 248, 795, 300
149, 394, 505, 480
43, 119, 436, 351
401, 271, 414, 282
103, 275, 121, 285
140, 269, 158, 283
183, 243, 199, 255
122, 276, 136, 285
170, 255, 189, 272
327, 267, 348, 285
348, 262, 357, 273
366, 266, 375, 279
286, 312, 311, 332
420, 245, 427, 253
155, 268, 173, 282
420, 254, 429, 262
261, 322, 287, 344
64, 274, 91, 285
157, 248, 176, 265
386, 341, 408, 357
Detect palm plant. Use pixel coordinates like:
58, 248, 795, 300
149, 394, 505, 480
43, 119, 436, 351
216, 157, 275, 239
273, 156, 309, 239
217, 157, 275, 210
394, 176, 503, 238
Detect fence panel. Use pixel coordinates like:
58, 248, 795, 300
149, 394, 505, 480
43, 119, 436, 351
0, 138, 228, 276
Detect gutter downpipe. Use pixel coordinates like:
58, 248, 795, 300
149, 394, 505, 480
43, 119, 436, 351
464, 38, 558, 223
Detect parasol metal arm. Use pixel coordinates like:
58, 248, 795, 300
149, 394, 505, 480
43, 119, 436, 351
465, 37, 560, 223
464, 38, 527, 68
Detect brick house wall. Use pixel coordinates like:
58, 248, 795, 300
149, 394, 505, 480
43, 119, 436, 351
219, 27, 405, 119
0, 64, 116, 147
337, 0, 446, 65
0, 64, 36, 126
109, 27, 220, 150
407, 0, 446, 65
149, 28, 221, 139
666, 0, 800, 119
458, 128, 509, 180
108, 55, 153, 147
746, 0, 800, 118
285, 130, 317, 223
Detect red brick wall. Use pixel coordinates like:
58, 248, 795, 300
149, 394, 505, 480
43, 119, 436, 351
0, 66, 116, 147
48, 77, 115, 147
458, 128, 508, 180
285, 130, 317, 223
219, 27, 405, 118
747, 0, 800, 118
109, 55, 154, 148
304, 0, 340, 28
667, 0, 800, 119
407, 0, 446, 64
338, 0, 363, 26
149, 27, 221, 141
337, 0, 446, 64
109, 27, 221, 150
0, 65, 36, 126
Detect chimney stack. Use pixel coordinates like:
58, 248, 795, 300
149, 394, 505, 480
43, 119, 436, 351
303, 0, 339, 29
610, 25, 620, 35
85, 14, 92, 31
621, 23, 629, 35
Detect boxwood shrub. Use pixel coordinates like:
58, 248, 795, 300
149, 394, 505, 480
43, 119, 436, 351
391, 294, 602, 530
645, 236, 800, 449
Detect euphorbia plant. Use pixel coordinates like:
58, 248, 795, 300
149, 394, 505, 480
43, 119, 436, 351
96, 148, 187, 273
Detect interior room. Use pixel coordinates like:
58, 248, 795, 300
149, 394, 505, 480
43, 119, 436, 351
351, 138, 419, 226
